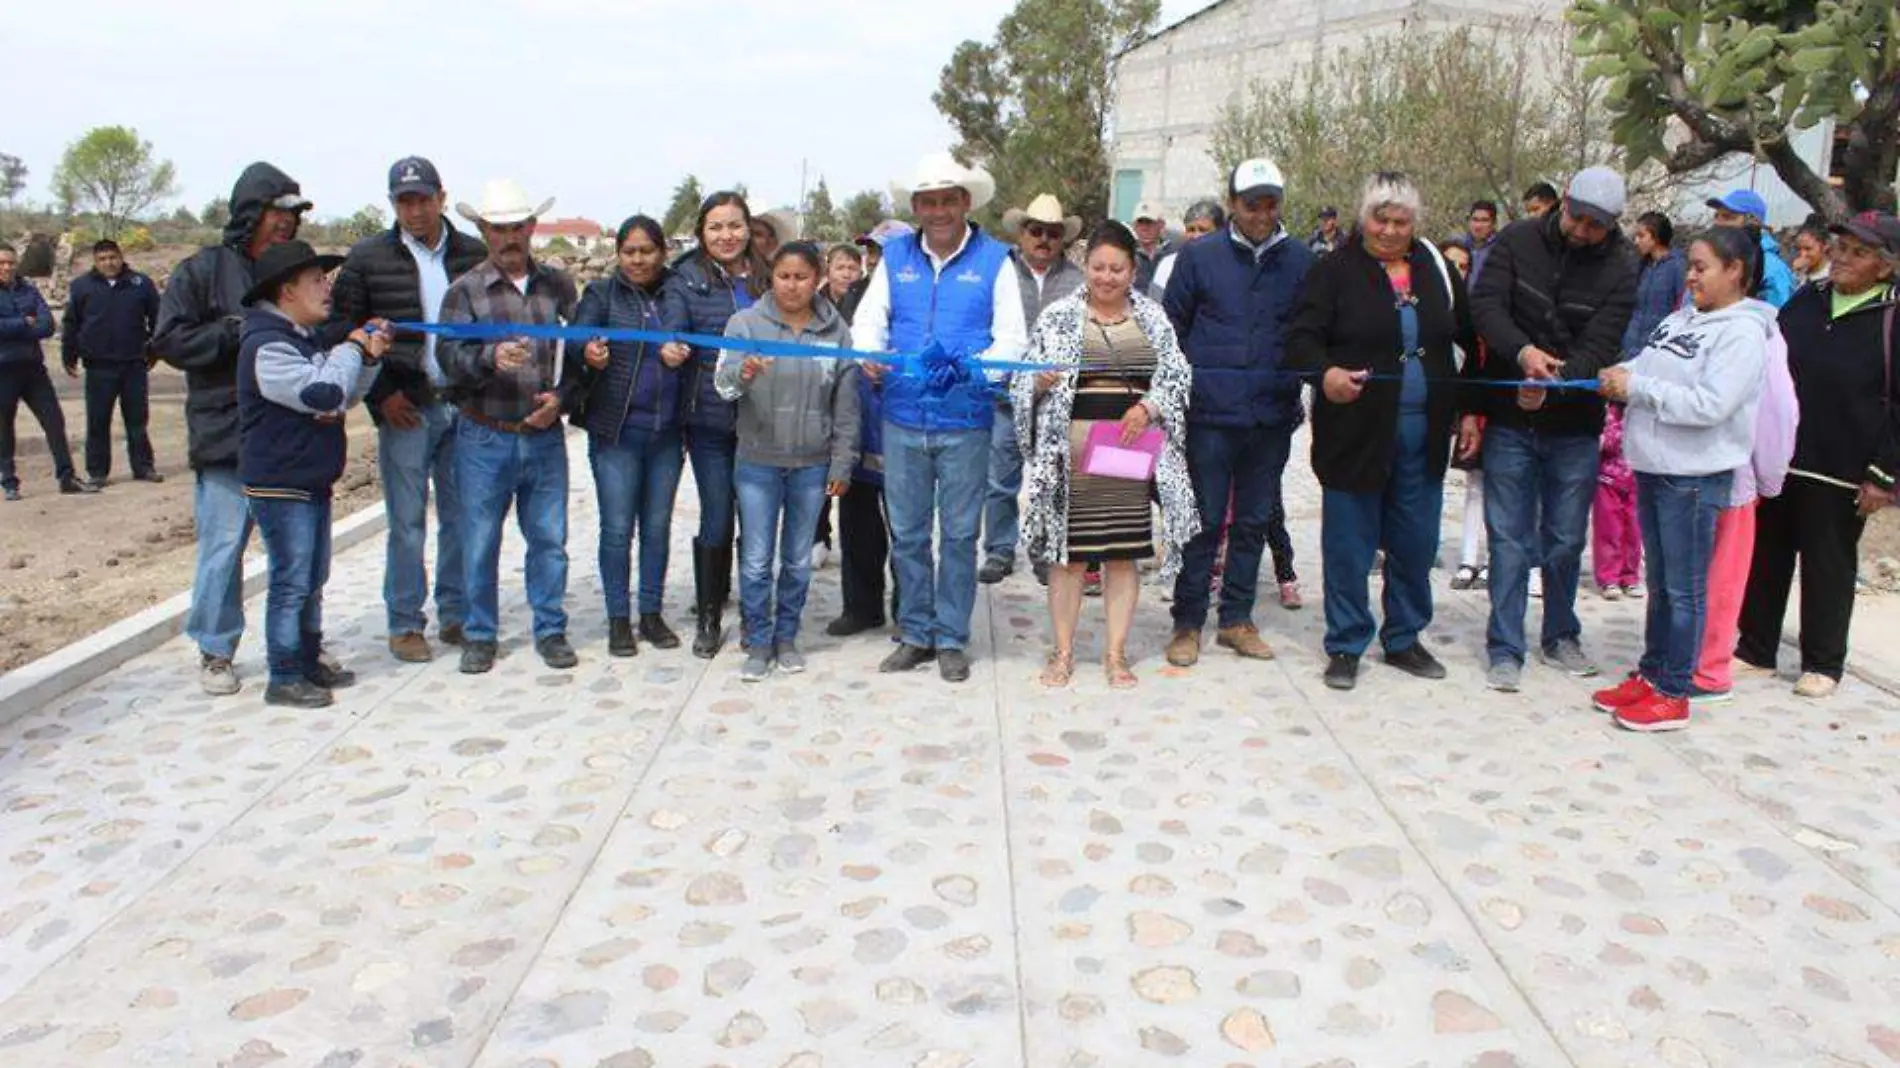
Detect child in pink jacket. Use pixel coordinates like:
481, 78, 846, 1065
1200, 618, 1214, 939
1693, 323, 1797, 702
1592, 404, 1642, 597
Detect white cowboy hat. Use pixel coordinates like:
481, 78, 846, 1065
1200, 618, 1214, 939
455, 178, 555, 226
891, 151, 996, 213
1002, 193, 1082, 243
755, 208, 800, 245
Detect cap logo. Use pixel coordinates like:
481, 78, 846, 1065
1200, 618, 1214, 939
401, 166, 421, 182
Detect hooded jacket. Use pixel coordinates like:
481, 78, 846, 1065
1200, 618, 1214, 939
152, 162, 305, 470
1620, 298, 1771, 478
712, 292, 861, 484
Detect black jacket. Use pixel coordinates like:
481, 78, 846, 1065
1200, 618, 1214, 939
61, 268, 159, 365
1780, 282, 1900, 489
323, 222, 487, 423
151, 162, 304, 470
1470, 213, 1639, 438
1287, 240, 1477, 493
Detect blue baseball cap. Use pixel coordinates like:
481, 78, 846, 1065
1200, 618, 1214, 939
388, 156, 443, 198
1707, 189, 1768, 221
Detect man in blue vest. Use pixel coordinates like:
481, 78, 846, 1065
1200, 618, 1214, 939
1162, 158, 1317, 668
853, 152, 1029, 683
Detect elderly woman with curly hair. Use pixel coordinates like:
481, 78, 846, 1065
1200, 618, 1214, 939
1014, 221, 1199, 689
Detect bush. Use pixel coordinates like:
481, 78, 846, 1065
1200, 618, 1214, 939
121, 226, 155, 252
541, 236, 577, 257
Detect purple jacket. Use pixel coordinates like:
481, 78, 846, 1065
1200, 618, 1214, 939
1735, 325, 1796, 505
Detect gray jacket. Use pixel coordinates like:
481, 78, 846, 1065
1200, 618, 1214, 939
714, 292, 862, 483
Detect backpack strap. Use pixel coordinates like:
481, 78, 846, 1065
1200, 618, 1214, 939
1419, 240, 1462, 371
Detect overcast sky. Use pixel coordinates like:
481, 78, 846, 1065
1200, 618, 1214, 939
10, 0, 1203, 226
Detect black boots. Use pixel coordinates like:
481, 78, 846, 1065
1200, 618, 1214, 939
608, 617, 638, 657
692, 541, 732, 659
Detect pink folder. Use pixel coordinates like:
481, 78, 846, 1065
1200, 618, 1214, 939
1080, 422, 1164, 481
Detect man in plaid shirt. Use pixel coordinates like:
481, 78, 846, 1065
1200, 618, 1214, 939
440, 179, 581, 675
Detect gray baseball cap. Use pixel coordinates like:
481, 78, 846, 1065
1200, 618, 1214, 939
1565, 167, 1626, 226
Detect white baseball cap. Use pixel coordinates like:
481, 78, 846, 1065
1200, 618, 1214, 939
1132, 201, 1165, 223
1230, 158, 1285, 200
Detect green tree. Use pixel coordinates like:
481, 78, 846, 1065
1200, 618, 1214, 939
0, 153, 25, 207
1210, 23, 1622, 235
934, 0, 1161, 225
50, 126, 179, 237
803, 178, 844, 243
1569, 0, 1898, 220
841, 190, 887, 238
200, 196, 230, 231
341, 204, 388, 242
662, 174, 704, 239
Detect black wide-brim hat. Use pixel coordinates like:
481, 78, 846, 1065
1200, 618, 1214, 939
241, 239, 345, 307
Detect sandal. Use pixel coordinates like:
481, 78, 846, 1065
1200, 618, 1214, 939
1040, 649, 1076, 688
1105, 652, 1138, 690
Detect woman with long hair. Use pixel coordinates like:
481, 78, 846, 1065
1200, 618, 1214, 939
671, 191, 770, 657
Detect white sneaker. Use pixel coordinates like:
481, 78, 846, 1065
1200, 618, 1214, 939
811, 544, 831, 570
200, 654, 240, 696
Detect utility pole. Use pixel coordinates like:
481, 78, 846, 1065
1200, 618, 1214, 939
798, 157, 809, 237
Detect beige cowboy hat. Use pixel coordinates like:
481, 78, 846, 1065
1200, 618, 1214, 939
891, 151, 996, 213
755, 208, 800, 245
1003, 193, 1082, 242
455, 178, 555, 226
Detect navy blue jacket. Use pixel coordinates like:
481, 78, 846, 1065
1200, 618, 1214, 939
237, 309, 351, 498
670, 255, 758, 435
61, 268, 159, 365
0, 278, 55, 368
572, 269, 689, 441
1161, 228, 1317, 429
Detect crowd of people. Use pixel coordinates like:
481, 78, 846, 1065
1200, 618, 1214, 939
1, 150, 1895, 731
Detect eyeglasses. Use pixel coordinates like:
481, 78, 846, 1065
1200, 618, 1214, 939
1025, 224, 1066, 240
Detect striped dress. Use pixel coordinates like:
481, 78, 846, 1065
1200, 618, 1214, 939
1065, 316, 1158, 561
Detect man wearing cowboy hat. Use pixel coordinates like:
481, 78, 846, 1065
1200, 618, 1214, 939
853, 151, 1030, 683
438, 179, 582, 676
236, 239, 389, 708
979, 193, 1084, 586
152, 161, 314, 697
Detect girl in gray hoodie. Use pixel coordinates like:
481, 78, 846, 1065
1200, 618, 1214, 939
716, 243, 862, 681
1590, 227, 1769, 732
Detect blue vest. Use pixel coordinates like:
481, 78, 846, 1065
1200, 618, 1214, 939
881, 227, 1011, 432
238, 310, 348, 497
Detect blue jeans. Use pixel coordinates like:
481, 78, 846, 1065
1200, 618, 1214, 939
883, 422, 989, 651
983, 400, 1022, 562
686, 428, 737, 548
590, 426, 685, 617
735, 461, 828, 648
380, 403, 465, 636
1321, 411, 1442, 657
188, 466, 254, 659
1637, 471, 1729, 697
1172, 423, 1293, 630
1482, 426, 1599, 667
250, 496, 331, 686
455, 421, 569, 642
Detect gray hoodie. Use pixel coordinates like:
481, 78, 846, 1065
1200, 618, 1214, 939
714, 292, 862, 483
1622, 298, 1773, 479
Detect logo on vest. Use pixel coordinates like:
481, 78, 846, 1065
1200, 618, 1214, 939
955, 268, 984, 285
894, 266, 922, 285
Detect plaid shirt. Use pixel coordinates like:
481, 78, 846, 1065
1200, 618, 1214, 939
440, 258, 581, 423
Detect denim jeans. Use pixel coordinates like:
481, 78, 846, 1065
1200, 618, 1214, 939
380, 403, 465, 636
455, 421, 569, 642
735, 461, 828, 649
686, 428, 738, 549
590, 425, 684, 618
983, 399, 1022, 562
883, 422, 989, 651
188, 465, 254, 659
250, 496, 332, 686
1320, 411, 1442, 657
82, 362, 155, 480
1171, 422, 1293, 631
1482, 426, 1599, 667
1636, 471, 1729, 697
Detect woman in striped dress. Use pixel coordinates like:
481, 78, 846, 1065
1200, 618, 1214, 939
1014, 222, 1198, 689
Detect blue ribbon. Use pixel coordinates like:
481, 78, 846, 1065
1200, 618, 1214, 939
383, 321, 1599, 390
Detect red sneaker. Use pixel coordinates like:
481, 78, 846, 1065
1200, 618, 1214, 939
1591, 673, 1653, 713
1614, 693, 1691, 733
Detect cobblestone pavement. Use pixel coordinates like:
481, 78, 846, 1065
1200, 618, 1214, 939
1, 431, 1898, 1068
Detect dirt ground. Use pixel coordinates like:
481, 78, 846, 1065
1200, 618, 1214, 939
0, 358, 380, 674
